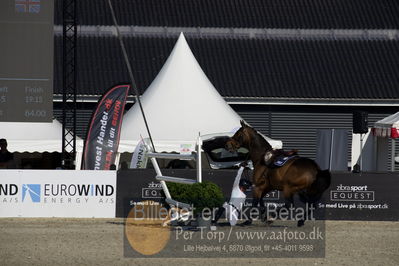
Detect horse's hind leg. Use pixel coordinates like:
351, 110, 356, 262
286, 190, 316, 227
297, 193, 320, 227
282, 194, 295, 217
297, 193, 308, 227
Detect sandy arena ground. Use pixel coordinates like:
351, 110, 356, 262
0, 218, 398, 266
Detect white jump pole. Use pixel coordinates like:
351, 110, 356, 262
196, 134, 202, 183
150, 156, 171, 199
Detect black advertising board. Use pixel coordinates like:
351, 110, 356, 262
116, 170, 399, 221
320, 172, 399, 220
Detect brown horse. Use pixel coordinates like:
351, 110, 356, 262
226, 120, 331, 226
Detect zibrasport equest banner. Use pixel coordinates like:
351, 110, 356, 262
82, 85, 130, 170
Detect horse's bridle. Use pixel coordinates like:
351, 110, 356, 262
226, 127, 251, 152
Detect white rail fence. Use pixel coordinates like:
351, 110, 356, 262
146, 136, 203, 210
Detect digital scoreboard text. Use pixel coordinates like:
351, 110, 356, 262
0, 0, 54, 122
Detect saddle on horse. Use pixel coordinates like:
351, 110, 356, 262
264, 149, 298, 167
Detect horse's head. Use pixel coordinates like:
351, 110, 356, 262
225, 120, 253, 152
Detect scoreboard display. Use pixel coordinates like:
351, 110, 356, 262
0, 0, 54, 122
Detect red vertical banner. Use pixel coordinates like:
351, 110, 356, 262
82, 84, 130, 170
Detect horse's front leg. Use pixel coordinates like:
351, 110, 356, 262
259, 188, 277, 223
248, 165, 269, 224
253, 185, 267, 221
242, 186, 263, 226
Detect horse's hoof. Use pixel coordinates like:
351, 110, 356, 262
267, 214, 277, 221
265, 220, 274, 226
297, 220, 305, 227
242, 220, 252, 226
260, 212, 267, 222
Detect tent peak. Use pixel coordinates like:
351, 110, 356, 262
178, 32, 186, 39
174, 32, 191, 53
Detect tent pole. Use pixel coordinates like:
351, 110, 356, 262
373, 134, 377, 171
328, 129, 334, 170
107, 0, 156, 152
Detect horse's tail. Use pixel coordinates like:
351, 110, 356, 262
303, 169, 331, 203
315, 169, 331, 193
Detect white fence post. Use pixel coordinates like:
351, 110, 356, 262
196, 135, 202, 183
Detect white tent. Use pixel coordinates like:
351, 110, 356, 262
1, 119, 83, 152
372, 112, 399, 171
1, 119, 84, 169
373, 112, 399, 139
119, 33, 282, 152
